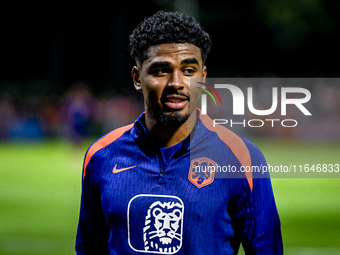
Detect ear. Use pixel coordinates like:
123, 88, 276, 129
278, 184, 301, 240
202, 65, 207, 83
132, 66, 142, 93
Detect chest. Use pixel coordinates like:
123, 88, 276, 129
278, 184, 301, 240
96, 144, 242, 253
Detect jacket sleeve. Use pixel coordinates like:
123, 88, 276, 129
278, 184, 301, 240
229, 139, 283, 254
75, 153, 110, 255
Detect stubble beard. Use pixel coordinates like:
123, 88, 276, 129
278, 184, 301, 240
156, 91, 191, 127
157, 111, 189, 127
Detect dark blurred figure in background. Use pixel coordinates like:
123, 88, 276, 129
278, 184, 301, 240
60, 81, 95, 145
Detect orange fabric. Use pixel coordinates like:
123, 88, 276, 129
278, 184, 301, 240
83, 124, 134, 180
198, 110, 253, 191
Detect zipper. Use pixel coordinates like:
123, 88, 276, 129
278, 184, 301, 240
158, 141, 189, 178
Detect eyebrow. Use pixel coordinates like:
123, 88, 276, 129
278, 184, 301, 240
181, 58, 200, 66
148, 61, 171, 70
148, 58, 200, 70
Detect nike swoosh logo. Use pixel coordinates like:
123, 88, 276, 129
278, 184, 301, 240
112, 164, 136, 174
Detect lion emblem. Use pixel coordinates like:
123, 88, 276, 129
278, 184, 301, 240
143, 201, 183, 253
192, 170, 210, 184
188, 157, 217, 188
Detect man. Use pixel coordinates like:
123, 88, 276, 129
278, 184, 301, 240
76, 11, 283, 254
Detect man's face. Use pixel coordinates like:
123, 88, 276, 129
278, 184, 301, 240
132, 43, 207, 126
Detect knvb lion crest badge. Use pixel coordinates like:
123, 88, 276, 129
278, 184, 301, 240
188, 157, 217, 188
127, 194, 184, 254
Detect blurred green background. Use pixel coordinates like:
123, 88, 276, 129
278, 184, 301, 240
0, 140, 339, 255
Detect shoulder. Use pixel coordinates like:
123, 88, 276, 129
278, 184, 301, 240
82, 123, 134, 180
199, 114, 252, 168
241, 137, 266, 163
199, 114, 266, 163
198, 114, 269, 190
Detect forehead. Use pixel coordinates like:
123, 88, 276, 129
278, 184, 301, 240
142, 43, 203, 67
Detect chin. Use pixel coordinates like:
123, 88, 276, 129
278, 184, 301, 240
157, 111, 189, 127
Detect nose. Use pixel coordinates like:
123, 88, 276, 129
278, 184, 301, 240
167, 70, 185, 90
162, 219, 171, 230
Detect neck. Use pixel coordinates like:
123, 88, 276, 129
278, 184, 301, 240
145, 110, 197, 148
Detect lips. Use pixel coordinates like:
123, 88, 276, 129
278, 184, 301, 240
163, 94, 189, 110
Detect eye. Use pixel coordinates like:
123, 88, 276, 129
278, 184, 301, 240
152, 68, 170, 76
182, 68, 196, 76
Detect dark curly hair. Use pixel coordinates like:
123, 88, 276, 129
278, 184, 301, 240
129, 11, 211, 64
